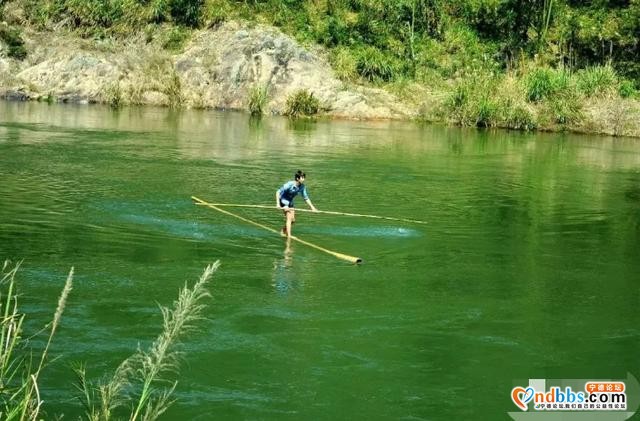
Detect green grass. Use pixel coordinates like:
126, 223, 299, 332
575, 65, 618, 97
524, 67, 570, 102
506, 106, 537, 131
544, 90, 583, 125
618, 80, 637, 99
162, 26, 191, 52
354, 46, 400, 83
444, 75, 506, 128
440, 72, 565, 131
284, 89, 320, 118
248, 84, 268, 116
329, 46, 358, 82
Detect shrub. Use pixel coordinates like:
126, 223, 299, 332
354, 46, 399, 83
439, 24, 499, 78
507, 106, 537, 130
575, 65, 618, 97
148, 0, 171, 23
165, 72, 183, 108
162, 26, 191, 51
447, 82, 470, 110
545, 91, 583, 125
329, 46, 358, 82
445, 80, 474, 126
103, 81, 123, 108
284, 89, 320, 118
57, 0, 120, 28
316, 15, 350, 47
445, 75, 503, 128
475, 97, 500, 128
44, 92, 55, 104
524, 67, 570, 102
0, 25, 27, 60
202, 0, 232, 27
618, 79, 636, 99
170, 0, 204, 27
525, 68, 553, 102
247, 84, 268, 116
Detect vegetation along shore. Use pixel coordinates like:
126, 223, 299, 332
0, 0, 639, 136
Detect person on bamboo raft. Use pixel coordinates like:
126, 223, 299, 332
276, 170, 318, 238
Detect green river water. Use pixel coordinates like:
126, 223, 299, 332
1, 101, 639, 420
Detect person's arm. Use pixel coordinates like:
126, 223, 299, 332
305, 198, 317, 212
301, 185, 317, 211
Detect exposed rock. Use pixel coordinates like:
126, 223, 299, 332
1, 89, 30, 101
0, 22, 416, 119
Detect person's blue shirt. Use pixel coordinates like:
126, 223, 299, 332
278, 181, 309, 207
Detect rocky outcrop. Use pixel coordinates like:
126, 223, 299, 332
0, 22, 416, 119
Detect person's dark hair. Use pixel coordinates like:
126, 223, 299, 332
294, 170, 306, 181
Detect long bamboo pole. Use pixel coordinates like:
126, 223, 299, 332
190, 201, 427, 225
192, 196, 362, 264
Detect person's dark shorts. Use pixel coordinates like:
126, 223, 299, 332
279, 200, 294, 209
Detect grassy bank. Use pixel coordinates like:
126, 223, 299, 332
422, 64, 640, 136
1, 0, 639, 135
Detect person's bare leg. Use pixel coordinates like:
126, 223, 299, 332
285, 209, 295, 238
281, 208, 289, 236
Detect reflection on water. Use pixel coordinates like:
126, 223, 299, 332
271, 237, 297, 294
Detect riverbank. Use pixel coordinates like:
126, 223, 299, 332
0, 22, 413, 120
1, 21, 639, 137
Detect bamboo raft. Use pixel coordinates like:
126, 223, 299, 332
191, 202, 427, 225
192, 196, 362, 264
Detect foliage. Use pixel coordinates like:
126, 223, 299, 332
575, 65, 618, 97
102, 81, 123, 109
8, 0, 640, 133
329, 46, 358, 82
0, 261, 73, 420
202, 0, 233, 27
248, 84, 268, 116
0, 260, 218, 421
543, 89, 583, 125
524, 67, 570, 102
445, 74, 503, 127
354, 45, 401, 82
169, 0, 204, 27
76, 262, 219, 421
618, 80, 637, 99
22, 0, 203, 33
284, 89, 320, 118
416, 24, 500, 80
15, 0, 640, 85
442, 72, 547, 131
162, 26, 191, 51
507, 105, 537, 131
0, 24, 27, 60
